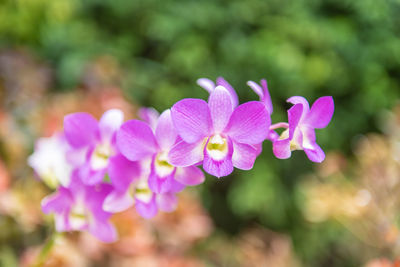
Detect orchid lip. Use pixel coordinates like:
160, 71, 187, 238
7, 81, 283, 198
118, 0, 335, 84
206, 134, 229, 161
154, 151, 175, 178
90, 142, 115, 170
132, 179, 153, 204
69, 200, 90, 229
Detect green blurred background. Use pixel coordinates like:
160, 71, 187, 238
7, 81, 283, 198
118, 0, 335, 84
1, 0, 400, 266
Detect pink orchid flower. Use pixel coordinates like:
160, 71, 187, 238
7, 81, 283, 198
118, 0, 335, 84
63, 109, 126, 185
272, 96, 334, 162
169, 86, 271, 177
41, 173, 117, 243
107, 109, 205, 218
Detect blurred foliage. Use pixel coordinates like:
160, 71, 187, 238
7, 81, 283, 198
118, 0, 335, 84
1, 0, 400, 266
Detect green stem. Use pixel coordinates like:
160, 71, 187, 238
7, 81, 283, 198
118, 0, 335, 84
31, 232, 61, 267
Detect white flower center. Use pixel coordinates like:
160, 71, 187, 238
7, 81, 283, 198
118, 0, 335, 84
279, 129, 302, 151
154, 151, 175, 178
69, 200, 90, 229
90, 142, 114, 170
206, 134, 228, 161
134, 179, 153, 203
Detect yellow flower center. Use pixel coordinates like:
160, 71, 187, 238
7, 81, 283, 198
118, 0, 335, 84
90, 142, 114, 170
206, 134, 228, 160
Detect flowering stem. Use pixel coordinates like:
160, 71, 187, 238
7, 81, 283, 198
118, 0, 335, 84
31, 231, 61, 267
269, 122, 289, 130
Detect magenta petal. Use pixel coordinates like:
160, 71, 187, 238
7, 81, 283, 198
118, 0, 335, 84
247, 80, 273, 114
288, 104, 303, 139
252, 143, 263, 156
304, 143, 325, 163
224, 101, 270, 144
41, 188, 72, 214
267, 130, 280, 141
168, 139, 204, 167
138, 107, 159, 131
78, 164, 106, 185
156, 193, 177, 212
305, 96, 334, 129
301, 126, 316, 150
260, 79, 273, 114
108, 154, 140, 191
99, 109, 124, 140
232, 141, 258, 170
170, 179, 185, 193
197, 78, 215, 93
208, 86, 233, 133
117, 120, 158, 161
84, 183, 113, 216
203, 138, 234, 177
175, 166, 205, 186
89, 221, 118, 243
155, 109, 178, 151
287, 96, 310, 112
103, 189, 134, 213
216, 77, 239, 108
247, 80, 264, 98
272, 139, 291, 159
148, 168, 175, 194
135, 197, 158, 219
64, 113, 99, 148
171, 98, 212, 143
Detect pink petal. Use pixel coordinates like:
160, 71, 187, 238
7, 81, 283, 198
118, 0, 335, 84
170, 179, 186, 193
224, 101, 270, 144
203, 138, 234, 177
99, 109, 124, 140
305, 96, 334, 129
79, 166, 106, 185
208, 86, 233, 133
171, 99, 212, 143
156, 193, 178, 212
216, 77, 239, 108
301, 125, 316, 150
103, 189, 134, 213
155, 109, 178, 151
267, 130, 280, 141
232, 141, 258, 170
64, 113, 99, 148
304, 143, 325, 163
108, 154, 140, 191
116, 120, 158, 161
138, 107, 159, 131
41, 188, 72, 214
197, 78, 215, 93
148, 167, 175, 194
272, 139, 291, 159
175, 166, 205, 186
89, 221, 118, 243
287, 96, 310, 111
168, 139, 205, 167
135, 197, 158, 219
252, 143, 263, 156
260, 79, 273, 114
84, 183, 114, 216
247, 80, 264, 98
288, 104, 303, 139
247, 80, 273, 115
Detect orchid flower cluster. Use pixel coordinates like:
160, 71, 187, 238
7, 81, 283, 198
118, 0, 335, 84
28, 77, 334, 242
